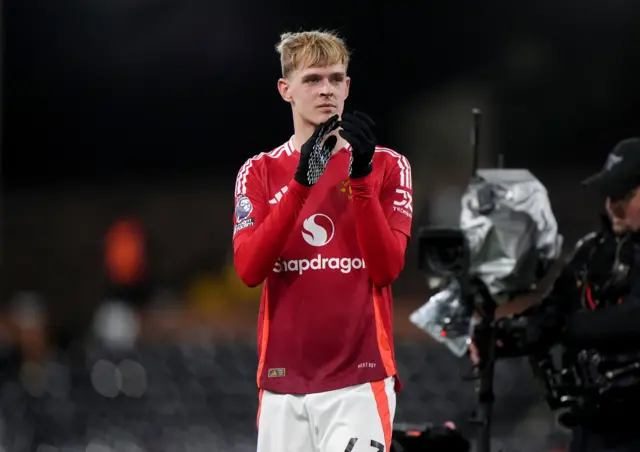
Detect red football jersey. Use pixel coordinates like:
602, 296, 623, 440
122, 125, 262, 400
233, 138, 413, 394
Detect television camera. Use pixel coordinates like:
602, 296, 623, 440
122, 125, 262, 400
409, 109, 563, 452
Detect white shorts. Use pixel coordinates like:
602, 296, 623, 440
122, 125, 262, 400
256, 376, 396, 452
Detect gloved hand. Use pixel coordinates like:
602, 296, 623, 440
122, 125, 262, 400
339, 111, 376, 179
294, 115, 340, 187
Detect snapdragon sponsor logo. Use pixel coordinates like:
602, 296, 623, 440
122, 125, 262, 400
273, 254, 366, 275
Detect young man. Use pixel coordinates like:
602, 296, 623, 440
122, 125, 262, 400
232, 30, 413, 452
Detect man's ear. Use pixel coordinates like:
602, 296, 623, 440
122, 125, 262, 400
344, 76, 351, 101
277, 78, 292, 103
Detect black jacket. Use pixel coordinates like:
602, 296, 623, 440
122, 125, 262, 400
499, 215, 640, 354
501, 216, 640, 427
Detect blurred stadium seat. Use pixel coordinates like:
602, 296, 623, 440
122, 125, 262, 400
0, 340, 566, 452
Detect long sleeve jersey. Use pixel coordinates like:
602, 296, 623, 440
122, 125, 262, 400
232, 138, 413, 394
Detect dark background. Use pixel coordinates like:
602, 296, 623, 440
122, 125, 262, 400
3, 2, 640, 451
7, 1, 640, 188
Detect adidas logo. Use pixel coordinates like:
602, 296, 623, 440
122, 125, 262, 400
269, 186, 288, 204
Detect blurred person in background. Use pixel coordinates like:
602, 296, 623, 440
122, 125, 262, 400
471, 138, 640, 452
104, 215, 149, 307
232, 30, 413, 452
95, 215, 149, 350
7, 291, 48, 366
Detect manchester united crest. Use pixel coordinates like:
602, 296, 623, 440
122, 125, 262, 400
340, 179, 352, 200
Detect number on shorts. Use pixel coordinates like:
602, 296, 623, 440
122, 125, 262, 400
344, 438, 384, 452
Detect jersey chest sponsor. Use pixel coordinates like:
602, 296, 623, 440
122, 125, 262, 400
273, 212, 365, 275
274, 254, 366, 275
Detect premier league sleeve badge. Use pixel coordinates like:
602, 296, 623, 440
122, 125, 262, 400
235, 195, 253, 222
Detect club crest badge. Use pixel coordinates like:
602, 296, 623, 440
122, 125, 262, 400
235, 195, 253, 221
340, 179, 352, 200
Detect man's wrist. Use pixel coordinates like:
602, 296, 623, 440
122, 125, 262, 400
349, 174, 376, 198
349, 169, 372, 179
287, 179, 313, 199
350, 156, 373, 179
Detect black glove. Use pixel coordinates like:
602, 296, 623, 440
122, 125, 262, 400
294, 115, 340, 187
339, 111, 376, 179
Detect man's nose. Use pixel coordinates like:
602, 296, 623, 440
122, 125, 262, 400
319, 79, 333, 95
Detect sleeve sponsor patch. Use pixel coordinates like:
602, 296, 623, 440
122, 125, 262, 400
392, 188, 413, 218
235, 194, 253, 221
234, 217, 254, 235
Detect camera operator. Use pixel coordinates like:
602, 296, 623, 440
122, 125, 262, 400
471, 138, 640, 452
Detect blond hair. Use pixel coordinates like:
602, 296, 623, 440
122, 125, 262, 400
275, 30, 350, 78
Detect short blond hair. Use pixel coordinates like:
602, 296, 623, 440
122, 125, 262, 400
275, 30, 350, 78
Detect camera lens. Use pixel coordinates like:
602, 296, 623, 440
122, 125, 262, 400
436, 245, 462, 267
418, 228, 468, 277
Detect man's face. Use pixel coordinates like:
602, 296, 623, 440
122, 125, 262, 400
606, 187, 640, 232
278, 64, 350, 126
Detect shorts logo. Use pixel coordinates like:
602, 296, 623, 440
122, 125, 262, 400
235, 195, 253, 221
302, 213, 335, 247
268, 368, 286, 378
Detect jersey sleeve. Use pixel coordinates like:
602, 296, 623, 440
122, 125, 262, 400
232, 156, 312, 287
379, 153, 413, 237
232, 157, 268, 245
349, 150, 412, 287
